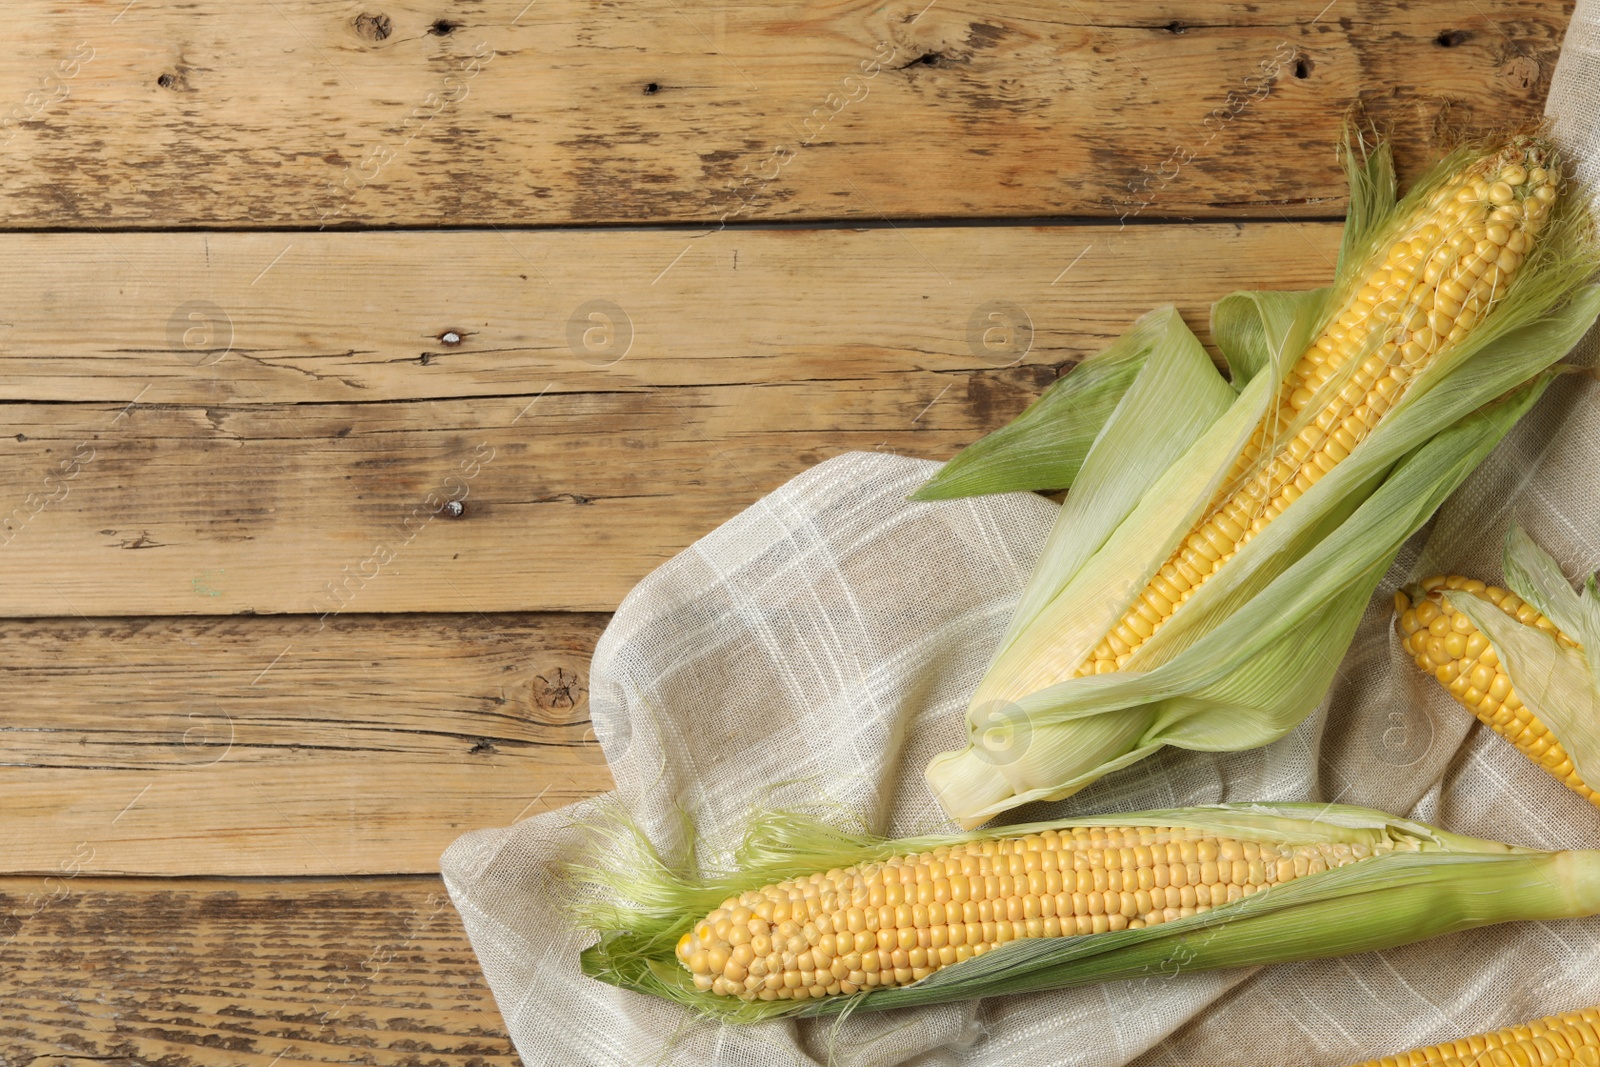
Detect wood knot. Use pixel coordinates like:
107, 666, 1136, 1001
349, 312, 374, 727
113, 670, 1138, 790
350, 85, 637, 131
353, 13, 393, 41
1496, 55, 1541, 92
533, 666, 587, 716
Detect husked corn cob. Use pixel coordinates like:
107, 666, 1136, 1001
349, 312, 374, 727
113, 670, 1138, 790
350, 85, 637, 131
1348, 1005, 1600, 1066
1075, 143, 1558, 678
675, 824, 1400, 1001
1396, 575, 1598, 804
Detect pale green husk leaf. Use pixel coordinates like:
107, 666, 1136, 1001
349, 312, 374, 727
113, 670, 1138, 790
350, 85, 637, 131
992, 306, 1236, 657
1581, 577, 1600, 697
965, 365, 1271, 712
1502, 521, 1587, 638
908, 311, 1158, 500
1450, 589, 1600, 788
1211, 287, 1330, 386
569, 801, 1600, 1023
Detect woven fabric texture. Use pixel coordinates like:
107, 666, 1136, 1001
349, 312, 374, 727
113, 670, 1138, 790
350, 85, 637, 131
443, 5, 1600, 1061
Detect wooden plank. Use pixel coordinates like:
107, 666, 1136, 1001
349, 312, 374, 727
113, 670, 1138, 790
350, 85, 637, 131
0, 613, 608, 876
0, 384, 999, 617
0, 876, 518, 1065
0, 0, 1565, 227
1, 225, 1333, 404
0, 224, 1338, 617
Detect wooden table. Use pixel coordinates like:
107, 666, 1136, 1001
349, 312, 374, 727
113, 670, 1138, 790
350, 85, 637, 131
0, 2, 1571, 1063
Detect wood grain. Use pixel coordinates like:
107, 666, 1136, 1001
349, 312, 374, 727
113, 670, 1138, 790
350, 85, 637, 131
0, 223, 1337, 617
0, 0, 1566, 228
0, 876, 518, 1065
0, 612, 608, 876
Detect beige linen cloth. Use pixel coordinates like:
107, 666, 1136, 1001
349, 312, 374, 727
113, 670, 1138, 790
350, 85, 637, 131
442, 7, 1600, 1061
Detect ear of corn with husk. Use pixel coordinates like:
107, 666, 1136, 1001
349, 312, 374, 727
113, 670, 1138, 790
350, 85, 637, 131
568, 802, 1600, 1022
1397, 524, 1600, 804
1346, 1004, 1600, 1066
916, 133, 1600, 828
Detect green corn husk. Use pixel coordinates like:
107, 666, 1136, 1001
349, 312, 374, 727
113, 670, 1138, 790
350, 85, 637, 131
569, 801, 1600, 1022
1443, 524, 1600, 787
917, 133, 1600, 827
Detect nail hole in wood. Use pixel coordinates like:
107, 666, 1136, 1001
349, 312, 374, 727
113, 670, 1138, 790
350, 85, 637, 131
1294, 57, 1311, 78
429, 18, 461, 35
1436, 29, 1469, 47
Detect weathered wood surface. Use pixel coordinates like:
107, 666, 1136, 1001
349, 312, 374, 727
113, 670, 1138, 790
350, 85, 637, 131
4, 0, 1578, 1059
0, 876, 519, 1065
0, 612, 607, 876
0, 223, 1336, 617
0, 0, 1566, 228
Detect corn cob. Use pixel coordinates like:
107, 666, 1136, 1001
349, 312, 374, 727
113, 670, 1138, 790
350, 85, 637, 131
1395, 574, 1599, 805
676, 822, 1392, 1001
577, 803, 1600, 1021
1073, 143, 1557, 679
920, 133, 1600, 829
1348, 1005, 1600, 1066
